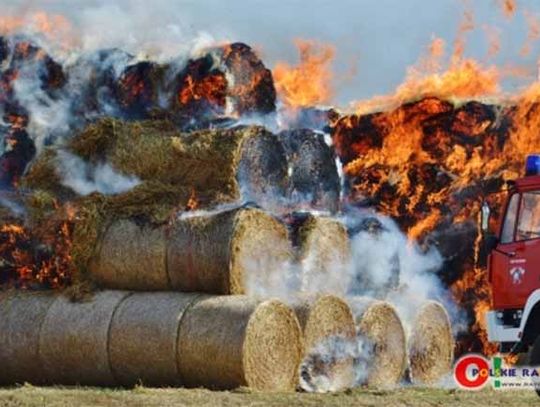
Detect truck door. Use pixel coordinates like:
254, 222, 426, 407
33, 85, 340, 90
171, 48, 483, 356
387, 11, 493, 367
491, 193, 521, 309
492, 192, 540, 309
513, 191, 540, 307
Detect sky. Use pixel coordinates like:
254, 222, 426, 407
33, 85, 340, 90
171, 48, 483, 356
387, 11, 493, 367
3, 0, 540, 106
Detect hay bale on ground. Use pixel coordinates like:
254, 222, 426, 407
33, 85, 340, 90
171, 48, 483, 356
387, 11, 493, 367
293, 295, 356, 393
109, 292, 201, 386
279, 129, 340, 213
0, 290, 55, 385
348, 297, 407, 387
177, 295, 303, 391
39, 290, 130, 386
0, 291, 302, 390
167, 206, 292, 294
408, 301, 454, 385
286, 212, 350, 294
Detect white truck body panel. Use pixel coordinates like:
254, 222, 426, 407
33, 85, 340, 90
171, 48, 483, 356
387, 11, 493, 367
486, 289, 540, 343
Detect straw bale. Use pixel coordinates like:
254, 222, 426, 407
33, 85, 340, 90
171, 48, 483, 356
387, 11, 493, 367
177, 295, 303, 391
288, 213, 350, 294
279, 129, 340, 213
108, 292, 201, 386
69, 119, 288, 207
167, 206, 292, 294
39, 290, 130, 386
408, 300, 454, 385
293, 295, 356, 392
90, 219, 168, 290
0, 290, 55, 384
349, 297, 407, 387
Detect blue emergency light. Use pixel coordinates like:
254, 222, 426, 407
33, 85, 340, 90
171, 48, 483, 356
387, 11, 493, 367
526, 154, 540, 176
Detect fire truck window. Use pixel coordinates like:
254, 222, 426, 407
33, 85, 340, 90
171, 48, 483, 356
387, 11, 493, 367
516, 192, 540, 241
501, 194, 519, 244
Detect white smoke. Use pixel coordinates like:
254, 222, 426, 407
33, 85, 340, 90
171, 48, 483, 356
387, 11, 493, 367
242, 244, 297, 301
11, 60, 72, 153
56, 150, 140, 196
343, 208, 463, 334
299, 334, 372, 393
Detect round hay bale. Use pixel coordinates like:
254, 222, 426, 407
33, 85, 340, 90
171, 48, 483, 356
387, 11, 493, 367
286, 212, 350, 294
0, 290, 55, 385
349, 297, 407, 387
293, 295, 356, 392
109, 292, 201, 386
168, 206, 292, 295
177, 295, 303, 391
39, 290, 130, 386
89, 219, 168, 290
68, 120, 289, 210
221, 42, 276, 115
279, 129, 340, 213
408, 300, 454, 385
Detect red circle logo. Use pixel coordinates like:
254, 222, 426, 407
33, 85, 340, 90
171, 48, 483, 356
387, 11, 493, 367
454, 354, 490, 389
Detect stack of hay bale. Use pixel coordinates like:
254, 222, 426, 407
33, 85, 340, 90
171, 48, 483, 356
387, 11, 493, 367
0, 119, 454, 391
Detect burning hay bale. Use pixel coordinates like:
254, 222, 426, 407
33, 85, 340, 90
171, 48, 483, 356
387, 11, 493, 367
0, 290, 55, 385
39, 290, 130, 386
331, 97, 508, 234
293, 295, 356, 392
348, 297, 407, 387
0, 37, 66, 189
0, 291, 303, 391
408, 301, 454, 385
220, 42, 276, 116
108, 292, 201, 386
285, 212, 350, 294
114, 61, 166, 120
66, 48, 134, 120
177, 295, 303, 391
171, 42, 276, 124
279, 129, 340, 213
87, 206, 292, 294
26, 119, 289, 209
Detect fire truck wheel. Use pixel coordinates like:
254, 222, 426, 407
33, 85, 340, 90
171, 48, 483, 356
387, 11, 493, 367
529, 335, 540, 397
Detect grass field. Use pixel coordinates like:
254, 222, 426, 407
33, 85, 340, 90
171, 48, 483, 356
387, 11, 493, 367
0, 385, 537, 407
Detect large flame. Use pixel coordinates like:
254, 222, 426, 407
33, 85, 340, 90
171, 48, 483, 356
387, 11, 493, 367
273, 39, 335, 108
334, 62, 540, 357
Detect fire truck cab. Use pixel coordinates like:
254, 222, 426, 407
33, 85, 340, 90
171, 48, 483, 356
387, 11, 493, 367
485, 155, 540, 359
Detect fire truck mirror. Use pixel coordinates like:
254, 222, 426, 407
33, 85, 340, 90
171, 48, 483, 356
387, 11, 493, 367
481, 201, 491, 233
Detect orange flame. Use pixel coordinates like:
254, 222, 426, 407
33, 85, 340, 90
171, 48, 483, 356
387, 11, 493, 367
354, 36, 500, 115
0, 202, 74, 289
178, 73, 227, 110
186, 188, 199, 211
0, 12, 74, 48
273, 39, 335, 108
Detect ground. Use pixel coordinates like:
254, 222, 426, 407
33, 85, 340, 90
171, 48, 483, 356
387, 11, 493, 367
0, 385, 537, 407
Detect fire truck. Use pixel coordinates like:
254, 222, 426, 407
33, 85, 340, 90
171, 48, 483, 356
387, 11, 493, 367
484, 155, 540, 368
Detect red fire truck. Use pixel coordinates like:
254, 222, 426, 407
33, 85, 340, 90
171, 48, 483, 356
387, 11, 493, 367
484, 155, 540, 367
